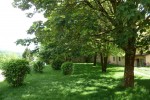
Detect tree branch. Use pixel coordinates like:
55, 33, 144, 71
136, 15, 150, 31
93, 0, 115, 25
83, 0, 97, 10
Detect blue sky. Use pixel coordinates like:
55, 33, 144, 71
0, 0, 44, 53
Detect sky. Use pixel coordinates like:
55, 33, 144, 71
0, 0, 45, 53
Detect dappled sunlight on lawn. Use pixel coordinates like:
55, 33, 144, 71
0, 64, 150, 100
135, 67, 150, 79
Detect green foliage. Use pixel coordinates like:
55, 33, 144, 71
38, 43, 61, 63
12, 0, 150, 87
2, 59, 30, 87
22, 48, 33, 61
61, 62, 74, 75
0, 51, 20, 68
33, 61, 44, 73
51, 58, 64, 70
146, 51, 150, 54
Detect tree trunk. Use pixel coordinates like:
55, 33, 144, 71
103, 56, 108, 72
124, 39, 136, 87
93, 52, 97, 66
100, 53, 104, 70
100, 53, 108, 72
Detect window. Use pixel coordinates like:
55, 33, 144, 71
119, 57, 121, 61
113, 57, 115, 61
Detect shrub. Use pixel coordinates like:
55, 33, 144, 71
2, 59, 30, 87
33, 61, 44, 73
51, 58, 64, 70
61, 62, 74, 75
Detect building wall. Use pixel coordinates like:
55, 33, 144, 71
117, 57, 125, 66
96, 55, 101, 63
134, 55, 150, 67
108, 56, 125, 66
108, 56, 116, 64
97, 54, 150, 67
134, 56, 145, 67
72, 56, 94, 63
145, 54, 150, 66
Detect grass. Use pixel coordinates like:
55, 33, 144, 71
0, 64, 150, 100
135, 67, 150, 76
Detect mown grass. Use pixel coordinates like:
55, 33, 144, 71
135, 67, 150, 76
0, 64, 150, 100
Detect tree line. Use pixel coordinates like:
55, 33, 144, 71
13, 0, 150, 87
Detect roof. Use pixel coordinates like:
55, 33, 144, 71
135, 53, 150, 56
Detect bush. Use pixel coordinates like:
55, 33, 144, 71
2, 59, 30, 87
33, 61, 44, 73
61, 62, 74, 75
51, 58, 64, 70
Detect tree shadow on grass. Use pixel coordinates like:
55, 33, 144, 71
0, 64, 150, 100
135, 78, 150, 90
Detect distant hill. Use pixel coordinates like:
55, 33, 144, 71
0, 50, 22, 57
0, 50, 22, 67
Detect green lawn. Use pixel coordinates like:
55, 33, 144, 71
0, 64, 150, 100
135, 67, 150, 76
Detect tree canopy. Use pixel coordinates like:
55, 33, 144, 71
13, 0, 150, 87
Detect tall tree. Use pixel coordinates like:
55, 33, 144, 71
13, 0, 150, 87
82, 0, 150, 87
22, 48, 33, 61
